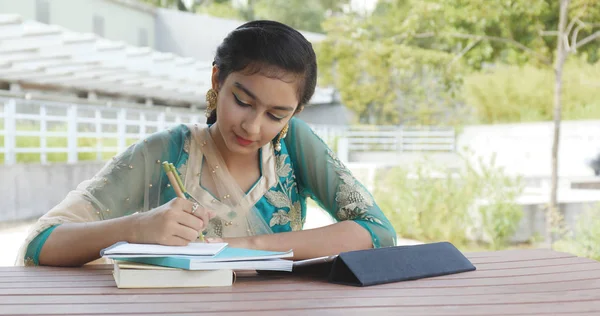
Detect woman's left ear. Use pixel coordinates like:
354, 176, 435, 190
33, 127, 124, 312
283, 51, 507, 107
211, 65, 220, 91
295, 105, 305, 114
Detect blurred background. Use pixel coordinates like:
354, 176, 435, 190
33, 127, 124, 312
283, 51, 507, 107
0, 0, 599, 265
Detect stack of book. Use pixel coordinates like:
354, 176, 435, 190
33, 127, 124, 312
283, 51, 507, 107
101, 242, 293, 288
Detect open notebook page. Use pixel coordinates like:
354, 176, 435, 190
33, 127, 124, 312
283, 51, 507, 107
101, 242, 228, 257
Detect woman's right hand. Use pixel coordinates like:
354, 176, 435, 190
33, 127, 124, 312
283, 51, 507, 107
132, 197, 215, 246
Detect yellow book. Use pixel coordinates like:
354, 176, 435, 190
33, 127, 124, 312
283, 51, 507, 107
112, 261, 235, 288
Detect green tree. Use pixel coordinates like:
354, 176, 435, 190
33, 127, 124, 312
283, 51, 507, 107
141, 0, 352, 32
252, 0, 332, 33
319, 0, 600, 246
195, 0, 245, 20
317, 14, 467, 125
139, 0, 191, 11
462, 59, 600, 123
233, 0, 350, 33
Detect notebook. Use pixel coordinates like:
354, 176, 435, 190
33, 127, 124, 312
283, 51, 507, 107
113, 261, 234, 288
112, 247, 294, 271
101, 241, 228, 258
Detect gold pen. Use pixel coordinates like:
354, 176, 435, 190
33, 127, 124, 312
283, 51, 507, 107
162, 162, 185, 198
162, 161, 206, 242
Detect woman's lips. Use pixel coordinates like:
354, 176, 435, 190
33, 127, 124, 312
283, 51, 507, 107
235, 135, 254, 146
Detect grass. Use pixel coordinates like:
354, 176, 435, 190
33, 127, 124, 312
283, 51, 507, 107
1, 122, 138, 163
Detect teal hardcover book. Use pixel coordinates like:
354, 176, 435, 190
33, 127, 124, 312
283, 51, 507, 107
111, 247, 294, 271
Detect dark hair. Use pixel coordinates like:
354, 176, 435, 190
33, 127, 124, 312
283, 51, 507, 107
207, 20, 317, 124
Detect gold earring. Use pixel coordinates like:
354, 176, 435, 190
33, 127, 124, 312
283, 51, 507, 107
205, 89, 218, 118
274, 124, 288, 152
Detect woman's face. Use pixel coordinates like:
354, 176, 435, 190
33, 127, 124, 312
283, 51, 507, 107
212, 68, 300, 156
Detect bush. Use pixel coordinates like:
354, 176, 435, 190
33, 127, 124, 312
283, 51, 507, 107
554, 205, 600, 261
374, 151, 524, 250
463, 58, 600, 124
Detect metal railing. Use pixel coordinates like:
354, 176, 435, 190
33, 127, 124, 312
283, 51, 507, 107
0, 98, 203, 164
343, 126, 455, 152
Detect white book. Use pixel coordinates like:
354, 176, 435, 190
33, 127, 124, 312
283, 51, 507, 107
113, 261, 234, 288
101, 242, 228, 257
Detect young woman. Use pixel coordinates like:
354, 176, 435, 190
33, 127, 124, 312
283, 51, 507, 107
16, 20, 397, 267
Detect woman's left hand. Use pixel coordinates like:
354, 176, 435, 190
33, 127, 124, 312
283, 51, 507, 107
205, 237, 224, 243
206, 236, 253, 249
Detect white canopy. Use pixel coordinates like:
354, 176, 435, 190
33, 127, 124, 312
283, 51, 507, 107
0, 14, 334, 106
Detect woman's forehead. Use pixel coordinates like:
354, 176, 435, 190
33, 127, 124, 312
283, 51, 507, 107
226, 71, 300, 107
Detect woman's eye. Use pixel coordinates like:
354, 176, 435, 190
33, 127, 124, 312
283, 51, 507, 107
233, 93, 251, 107
268, 113, 284, 122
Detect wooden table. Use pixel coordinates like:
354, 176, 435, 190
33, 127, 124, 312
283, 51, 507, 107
1, 249, 599, 315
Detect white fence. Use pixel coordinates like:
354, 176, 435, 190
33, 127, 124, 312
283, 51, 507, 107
343, 126, 455, 152
0, 98, 205, 165
0, 97, 456, 165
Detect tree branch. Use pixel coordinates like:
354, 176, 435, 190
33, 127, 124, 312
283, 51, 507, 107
570, 22, 586, 53
443, 33, 552, 65
565, 16, 581, 39
390, 32, 552, 65
448, 39, 481, 67
576, 30, 600, 49
563, 34, 571, 52
539, 30, 559, 36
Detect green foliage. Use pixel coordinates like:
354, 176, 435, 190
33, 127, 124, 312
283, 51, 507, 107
374, 152, 524, 249
252, 0, 332, 33
463, 58, 600, 123
554, 204, 600, 261
190, 0, 350, 33
318, 0, 600, 125
317, 16, 468, 125
195, 1, 244, 20
138, 0, 189, 11
469, 155, 525, 250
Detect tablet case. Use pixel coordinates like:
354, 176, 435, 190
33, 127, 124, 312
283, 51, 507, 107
327, 241, 476, 287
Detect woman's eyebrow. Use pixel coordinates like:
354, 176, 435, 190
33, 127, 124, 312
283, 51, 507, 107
234, 82, 257, 100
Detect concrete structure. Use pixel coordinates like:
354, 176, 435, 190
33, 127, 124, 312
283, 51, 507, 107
0, 0, 156, 48
343, 120, 600, 180
154, 8, 326, 61
0, 0, 339, 111
0, 162, 105, 222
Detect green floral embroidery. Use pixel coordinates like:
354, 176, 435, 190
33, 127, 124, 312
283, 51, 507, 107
266, 153, 303, 231
326, 149, 382, 225
270, 209, 291, 226
265, 190, 303, 231
276, 154, 292, 178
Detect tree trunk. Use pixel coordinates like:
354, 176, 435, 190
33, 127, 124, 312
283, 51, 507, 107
548, 0, 569, 247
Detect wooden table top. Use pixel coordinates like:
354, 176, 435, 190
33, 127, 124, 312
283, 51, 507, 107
1, 248, 599, 315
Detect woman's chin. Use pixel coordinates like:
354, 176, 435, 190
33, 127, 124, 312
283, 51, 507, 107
225, 140, 259, 155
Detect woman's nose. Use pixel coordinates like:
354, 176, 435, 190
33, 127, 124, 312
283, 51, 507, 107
241, 114, 261, 136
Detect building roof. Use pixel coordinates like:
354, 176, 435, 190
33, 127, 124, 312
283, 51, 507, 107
0, 14, 212, 105
0, 13, 334, 107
